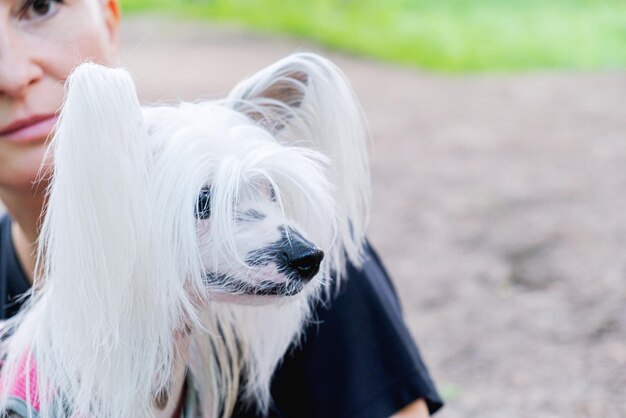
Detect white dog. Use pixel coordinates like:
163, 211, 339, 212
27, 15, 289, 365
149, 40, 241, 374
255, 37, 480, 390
0, 53, 370, 418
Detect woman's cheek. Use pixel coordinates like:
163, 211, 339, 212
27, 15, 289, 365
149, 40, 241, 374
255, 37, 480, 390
36, 5, 118, 79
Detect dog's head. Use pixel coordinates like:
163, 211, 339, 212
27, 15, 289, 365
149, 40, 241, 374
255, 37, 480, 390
142, 100, 334, 302
0, 54, 370, 418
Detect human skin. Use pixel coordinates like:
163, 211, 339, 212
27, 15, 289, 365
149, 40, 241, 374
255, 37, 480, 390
0, 0, 120, 279
0, 1, 430, 416
0, 2, 191, 417
0, 5, 187, 414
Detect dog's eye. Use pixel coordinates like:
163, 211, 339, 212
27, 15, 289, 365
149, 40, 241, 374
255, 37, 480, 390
195, 187, 212, 219
269, 185, 277, 202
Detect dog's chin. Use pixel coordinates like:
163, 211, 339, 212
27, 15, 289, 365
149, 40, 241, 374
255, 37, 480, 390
203, 272, 308, 306
213, 293, 296, 306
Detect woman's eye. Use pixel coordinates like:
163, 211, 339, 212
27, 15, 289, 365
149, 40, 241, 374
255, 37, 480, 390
21, 0, 63, 20
195, 187, 212, 220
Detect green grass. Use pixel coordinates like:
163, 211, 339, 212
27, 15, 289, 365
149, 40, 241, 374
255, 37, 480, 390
121, 0, 626, 73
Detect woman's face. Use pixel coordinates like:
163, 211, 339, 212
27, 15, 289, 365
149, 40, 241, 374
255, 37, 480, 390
0, 0, 119, 189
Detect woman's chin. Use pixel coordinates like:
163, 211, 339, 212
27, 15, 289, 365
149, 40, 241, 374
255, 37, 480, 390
0, 142, 50, 190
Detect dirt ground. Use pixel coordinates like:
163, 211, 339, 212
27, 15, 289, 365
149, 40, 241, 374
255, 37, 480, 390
118, 16, 626, 418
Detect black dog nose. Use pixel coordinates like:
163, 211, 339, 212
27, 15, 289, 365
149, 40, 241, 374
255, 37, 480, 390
287, 248, 324, 282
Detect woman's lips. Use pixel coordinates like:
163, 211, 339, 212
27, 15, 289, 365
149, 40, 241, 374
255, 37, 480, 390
0, 114, 57, 144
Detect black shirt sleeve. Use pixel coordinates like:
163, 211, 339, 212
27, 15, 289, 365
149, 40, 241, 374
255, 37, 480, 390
234, 242, 443, 418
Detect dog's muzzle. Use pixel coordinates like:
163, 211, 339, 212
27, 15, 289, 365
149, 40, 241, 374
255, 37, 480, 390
281, 239, 324, 282
247, 225, 324, 283
203, 227, 325, 297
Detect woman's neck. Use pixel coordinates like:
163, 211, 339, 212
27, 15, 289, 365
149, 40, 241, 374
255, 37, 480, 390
0, 186, 46, 284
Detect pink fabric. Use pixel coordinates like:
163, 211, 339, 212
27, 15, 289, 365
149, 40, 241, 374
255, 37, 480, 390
1, 353, 41, 412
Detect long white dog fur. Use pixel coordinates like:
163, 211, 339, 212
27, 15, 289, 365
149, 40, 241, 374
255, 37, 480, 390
0, 53, 370, 418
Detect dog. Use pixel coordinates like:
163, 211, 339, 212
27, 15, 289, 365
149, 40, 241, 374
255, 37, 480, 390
0, 53, 370, 418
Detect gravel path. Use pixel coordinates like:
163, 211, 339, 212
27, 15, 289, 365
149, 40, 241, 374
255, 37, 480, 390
120, 16, 626, 418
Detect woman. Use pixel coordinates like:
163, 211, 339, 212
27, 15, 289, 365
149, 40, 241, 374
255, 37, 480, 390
0, 0, 442, 416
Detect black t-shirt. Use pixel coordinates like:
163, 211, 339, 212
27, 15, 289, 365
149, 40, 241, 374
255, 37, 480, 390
0, 214, 443, 417
0, 215, 31, 320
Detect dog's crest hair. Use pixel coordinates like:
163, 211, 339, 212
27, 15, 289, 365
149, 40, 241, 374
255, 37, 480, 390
0, 53, 370, 418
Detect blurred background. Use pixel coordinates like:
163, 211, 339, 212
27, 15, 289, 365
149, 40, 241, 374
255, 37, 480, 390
119, 1, 625, 417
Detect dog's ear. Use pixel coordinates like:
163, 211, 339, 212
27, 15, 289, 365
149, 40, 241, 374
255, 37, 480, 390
228, 68, 308, 132
227, 53, 371, 276
42, 63, 151, 296
33, 64, 172, 416
42, 63, 151, 298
